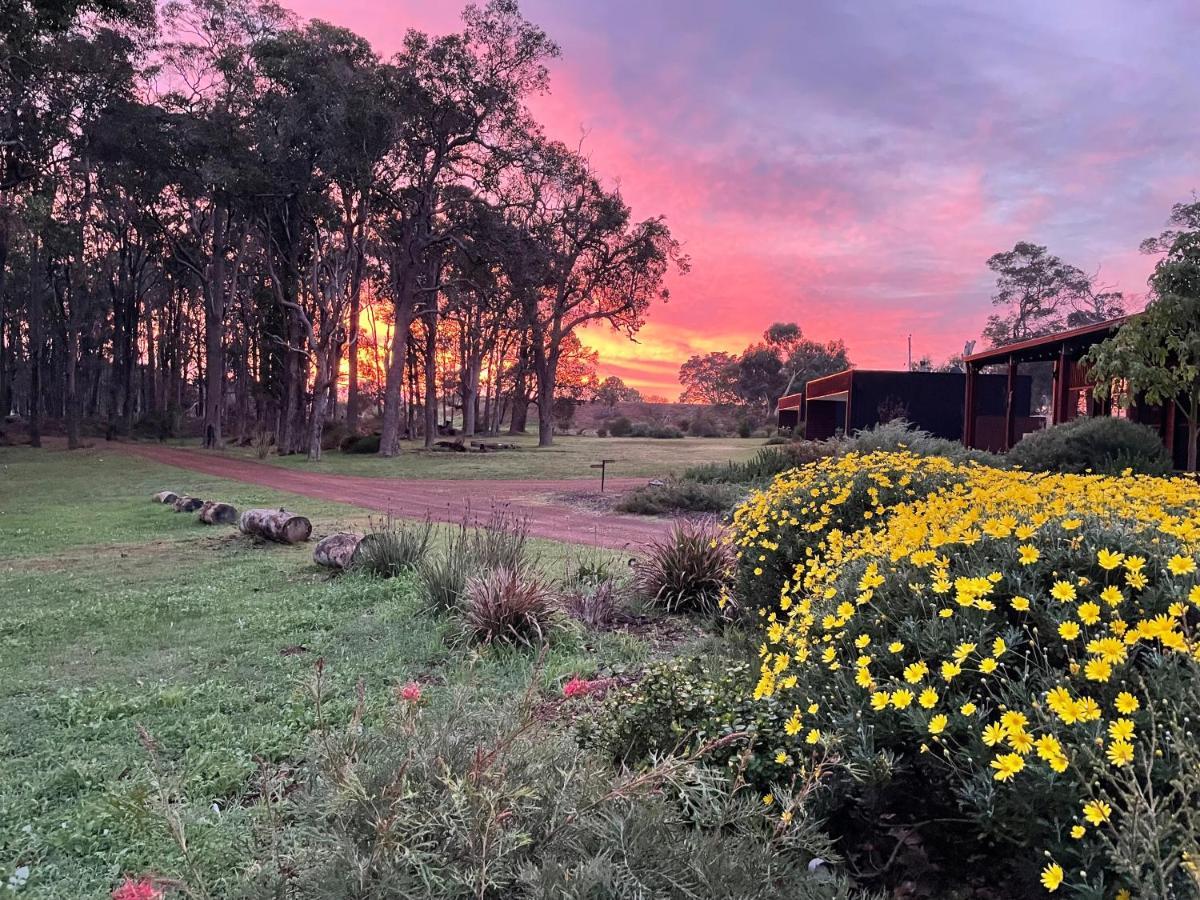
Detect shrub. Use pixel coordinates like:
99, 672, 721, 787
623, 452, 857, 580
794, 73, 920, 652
648, 424, 684, 439
341, 432, 381, 454
608, 415, 633, 437
625, 422, 683, 439
562, 578, 625, 629
596, 426, 608, 437
730, 451, 969, 612
418, 524, 475, 612
688, 415, 723, 438
321, 421, 350, 451
231, 682, 852, 900
580, 655, 791, 783
738, 458, 1200, 894
763, 436, 790, 446
351, 516, 434, 577
1007, 416, 1172, 475
460, 566, 559, 646
615, 479, 743, 515
737, 419, 753, 438
844, 419, 996, 464
633, 519, 735, 617
472, 507, 530, 571
685, 443, 837, 485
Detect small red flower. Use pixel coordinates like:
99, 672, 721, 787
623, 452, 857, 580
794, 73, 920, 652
112, 877, 164, 900
399, 681, 422, 702
563, 676, 595, 698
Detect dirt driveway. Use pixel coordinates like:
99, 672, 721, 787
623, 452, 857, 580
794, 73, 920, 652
121, 443, 668, 550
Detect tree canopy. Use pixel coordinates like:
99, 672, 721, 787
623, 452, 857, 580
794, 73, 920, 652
1085, 201, 1200, 471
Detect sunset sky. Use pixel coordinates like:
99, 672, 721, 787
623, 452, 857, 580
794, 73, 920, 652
293, 0, 1199, 398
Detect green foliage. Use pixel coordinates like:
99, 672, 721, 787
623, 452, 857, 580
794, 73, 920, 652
628, 422, 684, 438
351, 516, 434, 577
340, 432, 381, 453
633, 519, 735, 617
0, 448, 667, 899
608, 415, 633, 437
561, 577, 624, 628
1085, 205, 1200, 470
471, 508, 530, 572
614, 479, 743, 515
418, 524, 478, 613
460, 566, 560, 646
1007, 416, 1172, 475
982, 240, 1124, 347
417, 511, 530, 613
767, 516, 1200, 896
579, 656, 792, 784
685, 442, 837, 485
688, 414, 725, 437
845, 419, 998, 464
230, 687, 856, 900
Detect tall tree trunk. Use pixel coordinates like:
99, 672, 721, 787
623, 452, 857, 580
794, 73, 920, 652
423, 307, 438, 449
307, 349, 332, 461
344, 214, 366, 435
64, 326, 81, 450
379, 265, 415, 456
203, 203, 228, 449
28, 253, 42, 447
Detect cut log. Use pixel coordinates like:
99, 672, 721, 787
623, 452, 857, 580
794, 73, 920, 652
198, 501, 239, 525
433, 439, 467, 452
172, 496, 203, 512
153, 491, 180, 504
239, 507, 312, 544
313, 532, 363, 569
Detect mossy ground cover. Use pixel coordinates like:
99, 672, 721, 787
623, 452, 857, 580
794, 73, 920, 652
0, 447, 662, 898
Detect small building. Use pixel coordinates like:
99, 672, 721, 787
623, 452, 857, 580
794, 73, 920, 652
962, 316, 1189, 467
776, 392, 804, 431
803, 368, 1016, 442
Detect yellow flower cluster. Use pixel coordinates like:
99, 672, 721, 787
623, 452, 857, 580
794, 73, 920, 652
731, 451, 1200, 894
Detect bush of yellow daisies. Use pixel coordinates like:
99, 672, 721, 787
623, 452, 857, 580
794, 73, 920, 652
732, 451, 1200, 897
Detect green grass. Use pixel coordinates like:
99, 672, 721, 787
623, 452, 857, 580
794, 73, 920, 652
175, 431, 764, 480
0, 447, 673, 898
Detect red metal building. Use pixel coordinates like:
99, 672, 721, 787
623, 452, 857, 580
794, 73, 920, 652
962, 316, 1188, 467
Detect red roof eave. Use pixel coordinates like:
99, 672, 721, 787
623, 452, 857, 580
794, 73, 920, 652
964, 316, 1129, 365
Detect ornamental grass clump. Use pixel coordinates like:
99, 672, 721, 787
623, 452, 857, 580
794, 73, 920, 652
351, 515, 434, 577
733, 452, 1200, 895
634, 518, 735, 617
461, 566, 559, 646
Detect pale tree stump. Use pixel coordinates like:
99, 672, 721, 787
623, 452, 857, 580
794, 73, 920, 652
153, 491, 179, 504
313, 532, 362, 569
173, 496, 203, 513
239, 508, 312, 544
198, 501, 239, 525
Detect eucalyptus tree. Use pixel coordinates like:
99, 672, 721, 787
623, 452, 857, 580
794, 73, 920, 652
515, 140, 685, 446
248, 19, 395, 459
374, 0, 558, 456
153, 0, 289, 447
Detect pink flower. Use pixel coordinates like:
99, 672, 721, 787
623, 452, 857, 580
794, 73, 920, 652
112, 878, 163, 900
399, 681, 422, 702
563, 676, 595, 698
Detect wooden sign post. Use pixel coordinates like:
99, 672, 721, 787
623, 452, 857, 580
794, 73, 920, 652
590, 459, 616, 492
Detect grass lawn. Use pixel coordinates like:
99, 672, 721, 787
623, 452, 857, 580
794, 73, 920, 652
0, 447, 688, 898
175, 431, 765, 480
